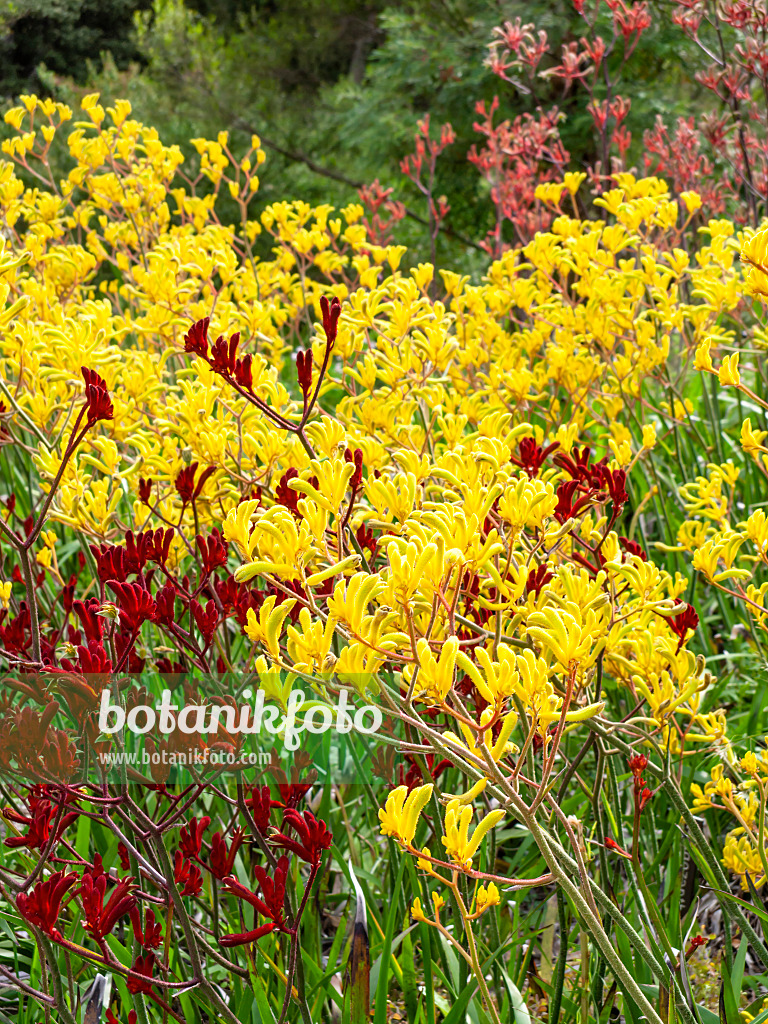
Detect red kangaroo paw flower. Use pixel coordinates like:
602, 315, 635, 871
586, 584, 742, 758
246, 784, 275, 832
179, 816, 211, 860
320, 295, 341, 348
130, 906, 163, 949
154, 582, 177, 627
106, 580, 157, 632
175, 463, 215, 505
512, 437, 560, 477
81, 366, 114, 425
196, 530, 228, 573
173, 850, 203, 897
219, 922, 278, 947
184, 318, 210, 359
344, 447, 364, 491
271, 809, 332, 866
296, 349, 313, 403
77, 873, 137, 941
208, 827, 245, 880
127, 952, 156, 995
669, 603, 699, 653
234, 352, 253, 390
138, 477, 153, 504
16, 870, 78, 938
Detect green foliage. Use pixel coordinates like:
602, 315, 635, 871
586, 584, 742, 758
0, 0, 151, 97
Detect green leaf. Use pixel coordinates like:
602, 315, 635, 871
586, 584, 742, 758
373, 853, 407, 1024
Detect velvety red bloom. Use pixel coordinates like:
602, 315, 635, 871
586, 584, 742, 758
153, 582, 177, 626
512, 437, 560, 478
274, 467, 302, 516
320, 295, 341, 348
78, 873, 136, 942
123, 531, 152, 575
246, 784, 275, 832
107, 1011, 137, 1024
184, 317, 210, 359
197, 530, 227, 573
209, 331, 242, 375
252, 857, 290, 923
669, 603, 699, 653
628, 754, 648, 775
554, 446, 602, 486
191, 598, 218, 645
234, 352, 253, 390
117, 842, 131, 871
179, 816, 210, 859
400, 752, 451, 790
16, 870, 78, 938
277, 783, 312, 808
344, 447, 364, 491
271, 809, 332, 866
83, 853, 106, 881
296, 348, 313, 402
526, 563, 553, 597
4, 798, 78, 850
92, 543, 127, 583
143, 527, 174, 566
620, 536, 647, 561
600, 465, 628, 515
208, 827, 245, 880
221, 855, 290, 939
107, 580, 156, 632
175, 462, 215, 505
106, 1010, 138, 1024
174, 851, 203, 897
138, 477, 153, 504
127, 953, 156, 995
554, 479, 596, 523
61, 576, 76, 613
130, 906, 163, 949
219, 921, 278, 947
356, 523, 377, 560
60, 639, 112, 675
629, 754, 653, 814
81, 367, 114, 425
73, 598, 104, 638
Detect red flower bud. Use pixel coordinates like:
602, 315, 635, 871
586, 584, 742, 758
296, 349, 313, 402
320, 295, 341, 348
138, 477, 153, 504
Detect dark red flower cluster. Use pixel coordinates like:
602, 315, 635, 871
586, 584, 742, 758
669, 603, 699, 653
183, 318, 254, 390
220, 855, 290, 946
82, 367, 114, 425
16, 870, 78, 940
511, 437, 560, 478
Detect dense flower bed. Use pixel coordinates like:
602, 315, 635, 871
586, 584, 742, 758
0, 89, 768, 1024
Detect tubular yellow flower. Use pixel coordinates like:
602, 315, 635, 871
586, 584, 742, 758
475, 882, 501, 914
244, 596, 296, 660
378, 783, 433, 848
441, 800, 504, 870
693, 337, 713, 372
717, 353, 740, 386
409, 635, 459, 705
741, 418, 768, 455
